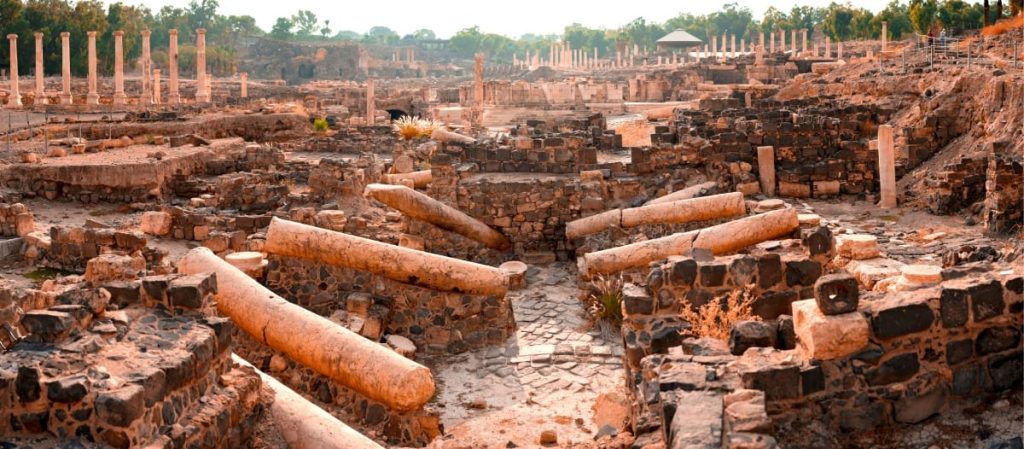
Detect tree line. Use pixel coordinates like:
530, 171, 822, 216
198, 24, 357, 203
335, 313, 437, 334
0, 0, 1019, 75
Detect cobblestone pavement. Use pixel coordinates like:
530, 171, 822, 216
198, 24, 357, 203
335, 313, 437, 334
428, 262, 624, 448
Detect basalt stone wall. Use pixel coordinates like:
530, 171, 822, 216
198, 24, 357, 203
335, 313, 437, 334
29, 227, 163, 273
984, 151, 1023, 233
923, 156, 988, 215
0, 308, 261, 449
265, 255, 515, 354
624, 267, 1023, 448
204, 145, 286, 175
751, 267, 1023, 443
639, 230, 832, 320
454, 173, 584, 258
300, 126, 399, 154
162, 207, 271, 254
213, 171, 290, 213
0, 202, 34, 238
673, 101, 887, 197
308, 155, 385, 200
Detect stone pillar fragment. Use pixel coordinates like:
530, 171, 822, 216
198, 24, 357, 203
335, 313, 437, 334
365, 79, 374, 124
168, 29, 180, 104
240, 72, 247, 98
825, 36, 831, 58
86, 31, 98, 105
878, 125, 897, 208
791, 29, 797, 54
802, 29, 808, 53
34, 32, 44, 104
7, 34, 20, 108
152, 68, 161, 104
113, 30, 126, 105
472, 53, 483, 128
60, 32, 71, 104
757, 146, 776, 195
770, 31, 776, 53
195, 28, 209, 102
141, 30, 151, 104
882, 21, 888, 52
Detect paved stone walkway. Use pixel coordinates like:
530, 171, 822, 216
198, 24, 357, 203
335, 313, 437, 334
429, 263, 624, 447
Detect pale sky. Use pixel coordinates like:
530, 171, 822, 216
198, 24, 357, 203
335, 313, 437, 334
119, 0, 893, 39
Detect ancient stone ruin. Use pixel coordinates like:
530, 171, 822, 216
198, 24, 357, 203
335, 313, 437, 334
0, 12, 1021, 449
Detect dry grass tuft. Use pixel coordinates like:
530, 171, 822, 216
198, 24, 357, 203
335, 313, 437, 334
982, 14, 1024, 36
679, 286, 761, 340
585, 274, 624, 327
392, 116, 441, 140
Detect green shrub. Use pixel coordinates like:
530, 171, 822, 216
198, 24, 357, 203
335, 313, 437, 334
313, 118, 329, 132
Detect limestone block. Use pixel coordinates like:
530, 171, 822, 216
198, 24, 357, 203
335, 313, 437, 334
14, 212, 34, 237
385, 334, 417, 358
846, 257, 905, 290
499, 261, 528, 290
140, 211, 172, 236
836, 234, 880, 260
792, 299, 869, 360
85, 253, 146, 284
314, 210, 348, 232
46, 147, 67, 158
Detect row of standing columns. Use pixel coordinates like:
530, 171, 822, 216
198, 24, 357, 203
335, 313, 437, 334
5, 28, 248, 108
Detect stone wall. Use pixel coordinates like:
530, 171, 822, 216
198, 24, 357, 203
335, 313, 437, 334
984, 150, 1023, 234
25, 226, 163, 273
265, 255, 515, 355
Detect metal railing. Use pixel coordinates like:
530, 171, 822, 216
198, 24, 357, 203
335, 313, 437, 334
885, 32, 1023, 74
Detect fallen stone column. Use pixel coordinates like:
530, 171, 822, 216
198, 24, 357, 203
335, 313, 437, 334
264, 218, 508, 296
645, 181, 718, 205
178, 247, 435, 412
365, 184, 511, 250
621, 192, 745, 228
232, 354, 384, 449
581, 208, 798, 276
431, 128, 477, 144
384, 169, 432, 187
566, 192, 744, 240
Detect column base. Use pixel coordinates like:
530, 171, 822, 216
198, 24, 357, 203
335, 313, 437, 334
60, 94, 72, 105
86, 93, 99, 105
112, 93, 126, 105
167, 94, 180, 105
195, 94, 210, 103
7, 94, 22, 108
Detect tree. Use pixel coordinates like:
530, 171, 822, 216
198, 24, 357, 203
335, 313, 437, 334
937, 0, 983, 31
873, 0, 914, 38
334, 30, 360, 41
708, 3, 754, 37
291, 10, 317, 38
270, 16, 294, 40
760, 6, 790, 32
909, 0, 939, 33
788, 5, 826, 31
186, 0, 218, 30
363, 26, 399, 45
320, 19, 331, 40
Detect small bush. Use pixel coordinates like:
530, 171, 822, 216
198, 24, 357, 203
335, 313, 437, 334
679, 286, 761, 340
585, 274, 624, 326
982, 14, 1024, 36
313, 118, 329, 132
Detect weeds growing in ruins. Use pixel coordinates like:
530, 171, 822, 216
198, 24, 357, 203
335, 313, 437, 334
982, 14, 1024, 36
392, 116, 441, 140
585, 274, 624, 326
313, 117, 329, 132
679, 286, 760, 340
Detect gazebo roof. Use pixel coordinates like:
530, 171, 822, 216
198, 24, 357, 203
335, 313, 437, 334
657, 30, 703, 45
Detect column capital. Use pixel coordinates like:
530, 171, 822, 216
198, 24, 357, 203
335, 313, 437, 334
33, 32, 43, 38
60, 32, 70, 38
87, 31, 97, 37
196, 28, 207, 35
7, 34, 17, 40
169, 29, 179, 36
141, 29, 151, 37
114, 30, 124, 37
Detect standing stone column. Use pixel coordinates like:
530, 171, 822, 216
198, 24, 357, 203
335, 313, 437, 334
86, 31, 98, 105
825, 36, 831, 58
838, 42, 844, 59
152, 68, 161, 104
240, 72, 248, 98
60, 32, 72, 104
712, 35, 718, 58
757, 146, 776, 195
731, 35, 736, 57
741, 38, 746, 54
759, 32, 765, 52
802, 29, 808, 54
113, 30, 126, 105
770, 31, 775, 53
141, 30, 151, 104
780, 29, 786, 53
7, 34, 21, 108
755, 44, 765, 65
791, 29, 797, 54
34, 32, 45, 105
472, 53, 483, 128
366, 79, 375, 124
195, 28, 209, 102
881, 22, 888, 52
878, 125, 897, 208
168, 29, 180, 104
